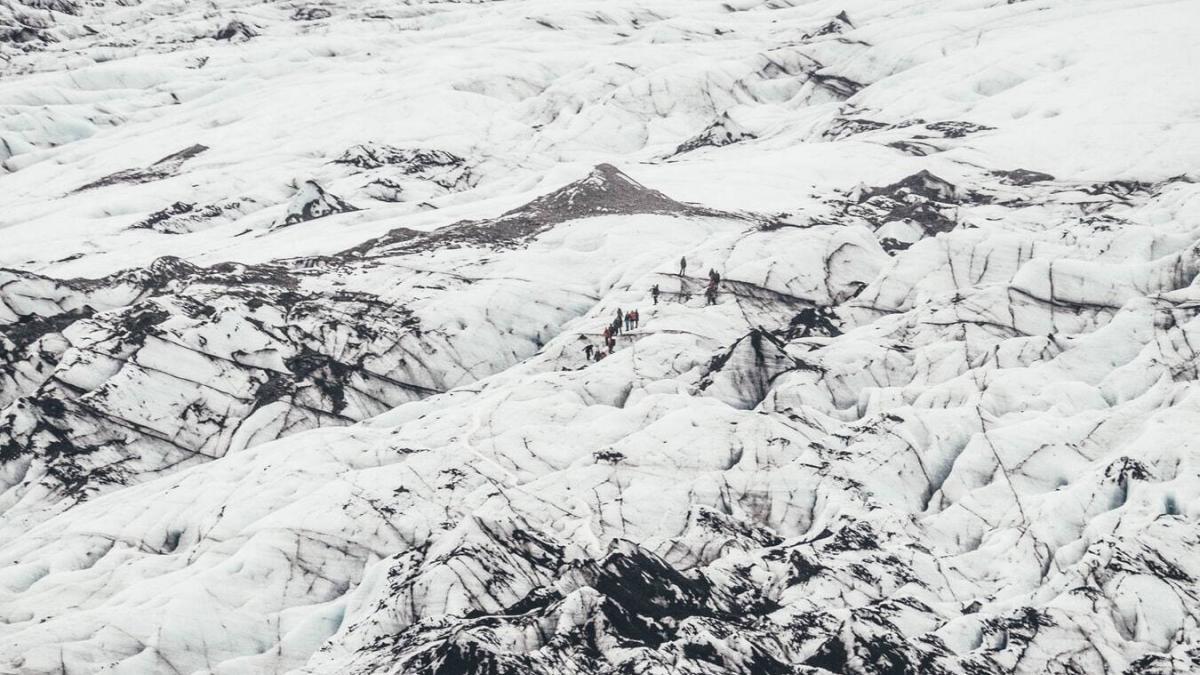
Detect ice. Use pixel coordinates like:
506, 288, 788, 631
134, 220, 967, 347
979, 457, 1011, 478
2, 0, 1200, 673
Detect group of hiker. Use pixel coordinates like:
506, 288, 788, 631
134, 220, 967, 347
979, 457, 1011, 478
705, 267, 721, 305
648, 257, 721, 306
580, 257, 722, 364
584, 307, 642, 361
684, 256, 724, 305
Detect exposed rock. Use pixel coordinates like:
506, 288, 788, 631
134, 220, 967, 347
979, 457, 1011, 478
991, 168, 1056, 186
924, 120, 995, 138
334, 144, 465, 175
846, 170, 963, 240
292, 7, 332, 21
132, 198, 251, 234
74, 144, 208, 192
673, 112, 757, 156
277, 180, 359, 227
802, 10, 854, 40
214, 19, 257, 40
343, 163, 741, 257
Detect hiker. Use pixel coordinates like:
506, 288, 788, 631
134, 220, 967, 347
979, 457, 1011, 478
583, 343, 594, 360
615, 309, 624, 334
705, 280, 718, 306
630, 309, 639, 329
750, 330, 764, 364
679, 256, 687, 277
709, 268, 720, 284
651, 284, 660, 305
624, 311, 633, 332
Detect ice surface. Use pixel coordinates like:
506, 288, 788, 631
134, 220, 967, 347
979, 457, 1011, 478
2, 0, 1200, 673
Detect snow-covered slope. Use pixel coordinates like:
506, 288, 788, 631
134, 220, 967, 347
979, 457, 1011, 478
2, 0, 1199, 673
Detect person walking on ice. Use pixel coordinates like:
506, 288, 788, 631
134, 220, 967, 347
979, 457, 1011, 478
679, 256, 687, 277
651, 284, 660, 305
583, 342, 594, 360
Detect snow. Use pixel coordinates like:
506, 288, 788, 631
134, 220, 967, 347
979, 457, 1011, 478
2, 0, 1200, 673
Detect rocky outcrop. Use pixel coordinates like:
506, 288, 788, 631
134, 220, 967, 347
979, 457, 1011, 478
673, 112, 757, 156
73, 144, 208, 192
344, 163, 744, 257
277, 180, 359, 227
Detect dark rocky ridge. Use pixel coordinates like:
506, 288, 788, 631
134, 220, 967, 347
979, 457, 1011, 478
73, 144, 208, 192
343, 163, 748, 258
673, 113, 757, 156
278, 179, 360, 227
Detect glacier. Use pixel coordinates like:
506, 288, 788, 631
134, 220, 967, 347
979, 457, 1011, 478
2, 0, 1199, 673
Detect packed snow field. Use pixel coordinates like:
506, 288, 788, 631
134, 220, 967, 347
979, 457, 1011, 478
2, 0, 1199, 673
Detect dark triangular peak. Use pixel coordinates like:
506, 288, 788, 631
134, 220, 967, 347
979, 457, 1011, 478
215, 20, 257, 41
803, 10, 854, 40
861, 170, 958, 204
500, 163, 703, 223
341, 164, 736, 258
275, 180, 359, 228
672, 112, 756, 157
